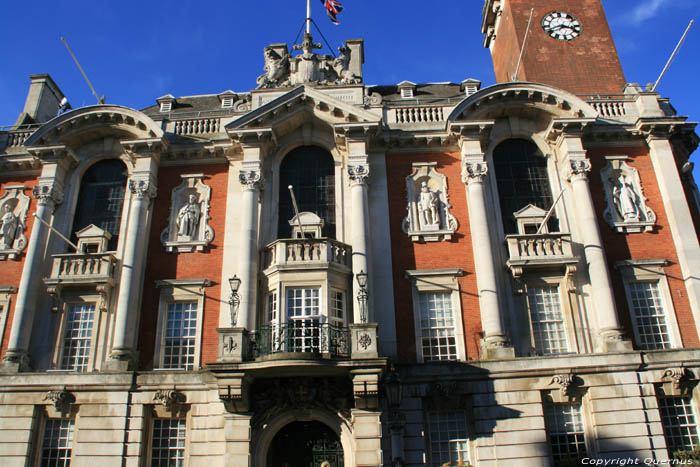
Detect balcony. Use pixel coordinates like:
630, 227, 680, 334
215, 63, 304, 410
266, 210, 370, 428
505, 233, 578, 279
45, 252, 117, 286
249, 321, 350, 359
262, 238, 352, 272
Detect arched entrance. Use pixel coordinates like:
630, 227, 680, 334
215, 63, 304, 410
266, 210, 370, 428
268, 421, 344, 467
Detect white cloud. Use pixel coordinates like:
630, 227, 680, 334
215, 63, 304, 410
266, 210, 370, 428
630, 0, 671, 24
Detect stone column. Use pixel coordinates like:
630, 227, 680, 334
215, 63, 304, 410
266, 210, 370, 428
348, 160, 372, 323
2, 180, 63, 370
646, 134, 700, 330
236, 168, 263, 330
107, 174, 157, 369
561, 140, 630, 351
461, 157, 512, 358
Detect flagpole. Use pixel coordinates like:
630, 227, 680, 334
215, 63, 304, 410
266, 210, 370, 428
306, 0, 311, 33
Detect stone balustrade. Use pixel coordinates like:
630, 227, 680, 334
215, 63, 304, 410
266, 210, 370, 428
262, 238, 352, 270
505, 233, 578, 279
47, 252, 117, 284
173, 117, 221, 135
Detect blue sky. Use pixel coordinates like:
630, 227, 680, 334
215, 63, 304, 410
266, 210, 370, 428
1, 1, 697, 143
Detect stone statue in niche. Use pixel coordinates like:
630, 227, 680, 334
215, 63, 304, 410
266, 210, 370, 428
402, 163, 458, 242
176, 194, 201, 239
613, 176, 641, 222
0, 203, 21, 249
418, 182, 440, 228
601, 158, 656, 233
0, 185, 30, 260
162, 174, 214, 253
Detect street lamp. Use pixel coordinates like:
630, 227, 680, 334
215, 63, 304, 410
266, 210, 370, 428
228, 275, 241, 327
356, 270, 369, 323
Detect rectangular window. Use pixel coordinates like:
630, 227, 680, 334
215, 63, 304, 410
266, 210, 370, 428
426, 411, 469, 466
40, 418, 74, 467
419, 292, 458, 362
286, 288, 320, 352
265, 292, 278, 324
330, 290, 345, 325
544, 402, 587, 463
151, 418, 186, 467
527, 286, 568, 355
60, 303, 95, 371
658, 395, 700, 453
163, 302, 198, 370
628, 281, 671, 350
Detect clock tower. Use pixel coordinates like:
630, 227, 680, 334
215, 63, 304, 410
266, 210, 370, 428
482, 0, 627, 95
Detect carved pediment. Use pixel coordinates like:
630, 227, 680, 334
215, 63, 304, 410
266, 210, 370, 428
226, 85, 381, 139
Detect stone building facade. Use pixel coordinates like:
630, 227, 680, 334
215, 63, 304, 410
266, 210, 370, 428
1, 0, 700, 466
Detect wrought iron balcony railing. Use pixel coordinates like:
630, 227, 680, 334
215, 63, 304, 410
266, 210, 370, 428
249, 321, 350, 358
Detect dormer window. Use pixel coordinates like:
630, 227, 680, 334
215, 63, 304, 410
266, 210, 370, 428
218, 91, 237, 109
461, 78, 482, 97
397, 81, 417, 99
221, 97, 234, 108
156, 94, 175, 113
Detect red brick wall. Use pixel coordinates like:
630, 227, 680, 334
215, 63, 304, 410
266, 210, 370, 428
138, 164, 228, 368
385, 152, 482, 362
587, 146, 699, 347
0, 176, 39, 357
492, 0, 626, 95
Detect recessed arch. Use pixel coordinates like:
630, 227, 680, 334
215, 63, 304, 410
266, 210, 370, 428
278, 146, 337, 239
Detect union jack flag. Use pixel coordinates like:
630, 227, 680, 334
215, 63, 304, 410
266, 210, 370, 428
320, 0, 343, 25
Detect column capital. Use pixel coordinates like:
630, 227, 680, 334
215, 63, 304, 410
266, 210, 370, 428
128, 177, 157, 199
348, 163, 370, 186
564, 157, 592, 182
462, 160, 488, 184
238, 170, 264, 191
32, 183, 63, 208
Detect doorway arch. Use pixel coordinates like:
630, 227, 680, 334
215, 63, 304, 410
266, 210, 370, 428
254, 409, 354, 467
268, 420, 343, 467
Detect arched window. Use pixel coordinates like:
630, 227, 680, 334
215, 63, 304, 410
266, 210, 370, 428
493, 139, 557, 234
278, 146, 336, 239
71, 159, 128, 251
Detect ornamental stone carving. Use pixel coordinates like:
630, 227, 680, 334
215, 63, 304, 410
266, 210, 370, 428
161, 174, 214, 253
154, 389, 186, 412
566, 157, 592, 181
239, 170, 264, 190
44, 390, 75, 413
255, 32, 362, 89
348, 163, 370, 186
33, 183, 63, 206
461, 160, 488, 184
403, 163, 458, 242
0, 186, 30, 260
128, 177, 157, 199
601, 158, 656, 233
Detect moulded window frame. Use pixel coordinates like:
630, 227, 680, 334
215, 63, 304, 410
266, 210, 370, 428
32, 405, 78, 467
0, 286, 16, 353
146, 405, 191, 467
154, 279, 210, 371
654, 385, 700, 455
406, 269, 466, 363
616, 259, 682, 350
424, 408, 474, 466
542, 390, 594, 463
51, 294, 102, 373
521, 275, 577, 357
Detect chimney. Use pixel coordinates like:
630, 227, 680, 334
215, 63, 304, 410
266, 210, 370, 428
19, 74, 66, 125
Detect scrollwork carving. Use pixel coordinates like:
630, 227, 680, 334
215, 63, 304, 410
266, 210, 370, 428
44, 390, 75, 412
462, 161, 488, 183
239, 170, 264, 190
348, 164, 370, 186
154, 389, 187, 412
128, 178, 157, 199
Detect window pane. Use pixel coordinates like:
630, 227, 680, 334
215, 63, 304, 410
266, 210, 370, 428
527, 286, 568, 355
60, 303, 95, 372
71, 159, 127, 251
628, 281, 671, 350
493, 139, 556, 233
426, 411, 469, 466
285, 288, 322, 352
41, 418, 74, 467
330, 290, 345, 324
163, 302, 198, 370
278, 146, 336, 239
419, 292, 458, 361
151, 418, 186, 467
658, 395, 700, 453
545, 402, 587, 462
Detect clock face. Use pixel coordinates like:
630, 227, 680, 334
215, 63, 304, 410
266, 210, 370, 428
541, 11, 582, 41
